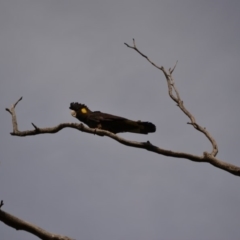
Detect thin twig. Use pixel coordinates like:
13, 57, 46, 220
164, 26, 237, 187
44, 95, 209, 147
170, 60, 178, 74
124, 39, 164, 71
14, 96, 23, 108
0, 200, 3, 209
31, 123, 39, 131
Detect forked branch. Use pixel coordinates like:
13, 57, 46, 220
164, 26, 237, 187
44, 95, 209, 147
5, 96, 240, 176
125, 39, 218, 157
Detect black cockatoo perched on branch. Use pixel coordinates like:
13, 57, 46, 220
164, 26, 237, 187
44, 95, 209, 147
69, 102, 156, 134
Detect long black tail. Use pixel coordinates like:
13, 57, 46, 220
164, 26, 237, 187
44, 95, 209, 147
137, 121, 156, 134
125, 120, 156, 134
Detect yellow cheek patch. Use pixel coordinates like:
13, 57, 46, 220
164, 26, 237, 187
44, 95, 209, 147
81, 108, 88, 114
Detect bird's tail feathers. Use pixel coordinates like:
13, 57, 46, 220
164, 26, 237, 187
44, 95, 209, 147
125, 120, 156, 134
137, 121, 156, 134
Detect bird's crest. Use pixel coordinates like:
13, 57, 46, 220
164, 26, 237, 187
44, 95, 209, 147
69, 102, 90, 113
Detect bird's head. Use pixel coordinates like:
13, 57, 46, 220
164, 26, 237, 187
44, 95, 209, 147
69, 102, 90, 119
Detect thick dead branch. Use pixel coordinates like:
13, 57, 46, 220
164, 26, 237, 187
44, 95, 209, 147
5, 97, 240, 176
124, 39, 218, 157
0, 202, 73, 240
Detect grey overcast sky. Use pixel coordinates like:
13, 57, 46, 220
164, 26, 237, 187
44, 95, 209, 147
0, 1, 240, 240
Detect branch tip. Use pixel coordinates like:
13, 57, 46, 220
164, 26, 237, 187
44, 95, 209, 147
13, 96, 23, 108
0, 200, 4, 208
31, 123, 39, 131
133, 38, 136, 47
170, 60, 178, 74
5, 108, 11, 114
124, 42, 133, 49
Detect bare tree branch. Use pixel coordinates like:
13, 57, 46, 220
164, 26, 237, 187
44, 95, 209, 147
124, 39, 218, 157
5, 97, 240, 176
0, 201, 73, 240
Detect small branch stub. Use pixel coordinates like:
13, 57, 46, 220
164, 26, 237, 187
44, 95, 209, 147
0, 200, 4, 209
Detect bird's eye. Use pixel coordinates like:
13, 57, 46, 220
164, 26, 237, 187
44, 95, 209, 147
81, 108, 87, 114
